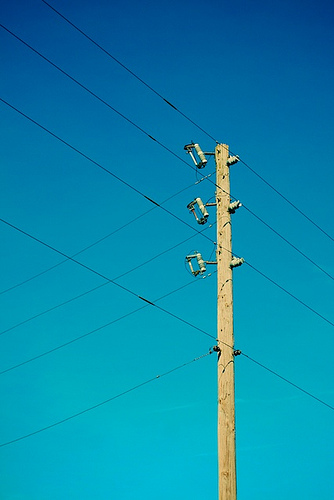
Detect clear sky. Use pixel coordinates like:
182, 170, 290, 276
1, 0, 333, 498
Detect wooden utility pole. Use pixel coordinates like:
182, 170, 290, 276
215, 143, 237, 499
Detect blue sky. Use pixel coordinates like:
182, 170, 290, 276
1, 0, 333, 498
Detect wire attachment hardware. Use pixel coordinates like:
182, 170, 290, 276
233, 350, 242, 356
187, 197, 209, 225
184, 142, 208, 169
228, 200, 242, 214
230, 257, 245, 268
226, 155, 240, 166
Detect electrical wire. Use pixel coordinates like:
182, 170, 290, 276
0, 349, 214, 448
0, 32, 332, 329
1, 101, 332, 327
0, 342, 332, 448
244, 261, 334, 328
1, 23, 332, 280
1, 23, 331, 281
0, 97, 215, 250
2, 93, 332, 313
202, 166, 333, 281
236, 157, 334, 243
41, 0, 218, 143
0, 25, 197, 176
241, 353, 334, 411
0, 217, 224, 343
0, 176, 208, 297
0, 223, 216, 338
1, 210, 333, 331
240, 205, 333, 281
0, 274, 217, 376
1, 14, 332, 453
0, 282, 108, 338
0, 203, 331, 415
40, 2, 333, 243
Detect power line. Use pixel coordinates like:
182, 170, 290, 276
0, 224, 215, 337
200, 172, 333, 281
1, 340, 332, 449
2, 93, 332, 306
0, 275, 216, 376
0, 231, 331, 430
1, 210, 333, 331
1, 272, 332, 413
240, 205, 333, 281
244, 261, 334, 328
0, 176, 207, 296
210, 178, 333, 281
1, 21, 332, 279
241, 353, 334, 411
1, 24, 331, 282
0, 97, 215, 249
40, 2, 333, 243
0, 217, 222, 342
0, 349, 214, 448
236, 157, 334, 243
1, 219, 332, 416
0, 43, 331, 326
14, 255, 332, 417
41, 0, 218, 143
0, 24, 197, 176
1, 99, 332, 326
1, 217, 333, 393
1, 13, 332, 470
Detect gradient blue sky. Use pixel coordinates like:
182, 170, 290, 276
1, 0, 333, 498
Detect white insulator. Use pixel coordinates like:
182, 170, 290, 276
227, 155, 240, 166
196, 252, 207, 274
228, 200, 242, 214
194, 143, 207, 168
195, 197, 209, 219
230, 257, 245, 268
